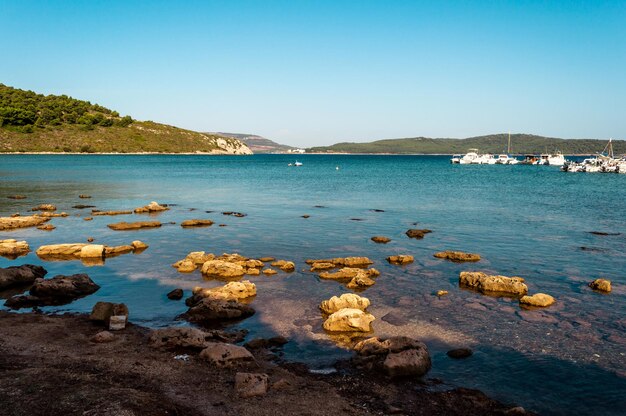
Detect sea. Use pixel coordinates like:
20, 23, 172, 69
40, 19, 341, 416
1, 154, 625, 416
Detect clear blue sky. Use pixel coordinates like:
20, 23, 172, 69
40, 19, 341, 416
1, 1, 624, 146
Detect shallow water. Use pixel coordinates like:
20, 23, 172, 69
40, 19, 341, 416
1, 154, 625, 415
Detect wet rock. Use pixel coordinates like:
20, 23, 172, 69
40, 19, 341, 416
37, 224, 56, 231
191, 281, 256, 301
200, 343, 254, 367
222, 211, 247, 217
149, 327, 246, 348
36, 243, 109, 260
84, 217, 93, 221
104, 245, 135, 257
0, 239, 31, 259
181, 298, 255, 323
589, 278, 611, 293
89, 301, 129, 326
350, 218, 364, 221
320, 293, 370, 314
72, 204, 96, 209
271, 260, 296, 272
434, 251, 481, 262
301, 215, 310, 218
7, 195, 27, 199
262, 268, 277, 276
0, 264, 47, 290
134, 201, 169, 214
310, 262, 335, 271
167, 288, 184, 300
258, 257, 275, 262
589, 231, 621, 236
92, 210, 133, 216
91, 331, 115, 343
354, 336, 431, 378
519, 293, 555, 308
181, 219, 214, 227
371, 236, 391, 244
246, 268, 261, 276
459, 271, 528, 296
347, 273, 376, 289
79, 194, 91, 199
323, 308, 375, 332
87, 237, 94, 242
31, 204, 56, 211
34, 211, 68, 218
405, 229, 432, 239
387, 255, 414, 265
319, 267, 378, 280
201, 260, 245, 279
436, 290, 449, 297
174, 259, 197, 273
235, 373, 269, 397
307, 257, 374, 268
5, 273, 99, 308
131, 240, 148, 251
107, 221, 162, 230
447, 348, 473, 359
0, 215, 50, 231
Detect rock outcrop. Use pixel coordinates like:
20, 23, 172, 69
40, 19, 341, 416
322, 308, 375, 332
181, 219, 214, 227
519, 293, 555, 307
459, 271, 528, 296
5, 273, 100, 309
589, 278, 612, 293
134, 201, 169, 214
199, 343, 254, 367
31, 204, 56, 211
353, 336, 431, 378
108, 221, 162, 230
181, 298, 255, 323
405, 229, 432, 239
149, 327, 246, 349
92, 210, 133, 216
0, 215, 50, 231
201, 260, 246, 279
36, 242, 145, 261
271, 260, 296, 272
320, 293, 370, 315
434, 251, 481, 262
0, 239, 30, 259
386, 255, 414, 265
306, 257, 374, 268
371, 236, 391, 244
319, 267, 380, 289
0, 264, 47, 290
191, 281, 256, 301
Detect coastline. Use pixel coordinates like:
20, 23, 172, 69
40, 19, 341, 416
0, 310, 524, 416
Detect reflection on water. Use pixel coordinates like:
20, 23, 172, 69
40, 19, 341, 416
1, 154, 625, 416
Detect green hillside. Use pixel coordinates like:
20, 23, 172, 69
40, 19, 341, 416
308, 134, 625, 155
0, 84, 251, 154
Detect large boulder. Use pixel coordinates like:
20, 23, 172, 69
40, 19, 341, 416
201, 260, 245, 279
519, 293, 555, 308
107, 221, 162, 230
0, 264, 47, 290
320, 293, 370, 314
5, 274, 99, 308
434, 251, 481, 262
589, 279, 611, 293
0, 239, 30, 259
353, 336, 431, 378
459, 271, 528, 296
199, 343, 254, 367
322, 308, 375, 332
405, 229, 432, 239
89, 301, 129, 325
181, 298, 255, 323
0, 215, 50, 231
36, 243, 87, 258
134, 201, 169, 214
191, 281, 256, 302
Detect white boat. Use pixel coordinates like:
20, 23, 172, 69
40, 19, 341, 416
476, 153, 498, 164
534, 152, 566, 166
459, 149, 480, 164
495, 154, 519, 164
294, 161, 303, 167
450, 154, 462, 164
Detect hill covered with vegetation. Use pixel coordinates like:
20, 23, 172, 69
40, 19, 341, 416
308, 134, 625, 155
212, 132, 295, 153
0, 84, 251, 154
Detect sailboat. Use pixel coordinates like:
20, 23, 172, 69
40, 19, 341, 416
495, 132, 519, 164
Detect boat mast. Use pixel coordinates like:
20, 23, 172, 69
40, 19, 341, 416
507, 132, 511, 154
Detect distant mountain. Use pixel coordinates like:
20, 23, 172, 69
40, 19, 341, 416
307, 134, 625, 155
213, 132, 295, 153
0, 83, 251, 154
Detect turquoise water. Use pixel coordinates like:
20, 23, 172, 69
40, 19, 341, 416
1, 154, 625, 415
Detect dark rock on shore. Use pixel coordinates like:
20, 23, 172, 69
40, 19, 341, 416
167, 288, 184, 300
353, 336, 431, 378
89, 301, 129, 326
150, 327, 247, 348
0, 264, 47, 290
447, 348, 473, 359
5, 274, 99, 309
405, 229, 432, 239
244, 336, 288, 350
180, 297, 255, 323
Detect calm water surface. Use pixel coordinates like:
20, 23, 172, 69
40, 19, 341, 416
1, 154, 625, 415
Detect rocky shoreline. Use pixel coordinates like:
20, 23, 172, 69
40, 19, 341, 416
0, 310, 528, 416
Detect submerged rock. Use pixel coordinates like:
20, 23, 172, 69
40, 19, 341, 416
134, 201, 169, 214
0, 264, 47, 290
447, 348, 473, 359
371, 236, 391, 244
78, 194, 91, 199
434, 251, 481, 262
405, 229, 432, 239
387, 255, 414, 265
222, 211, 247, 217
37, 224, 56, 231
320, 293, 370, 315
181, 219, 214, 227
167, 288, 184, 300
31, 204, 56, 211
519, 293, 556, 308
5, 273, 99, 309
307, 257, 374, 268
0, 215, 50, 231
459, 271, 528, 296
107, 221, 162, 230
322, 308, 375, 332
0, 239, 30, 259
92, 210, 133, 216
589, 278, 612, 293
7, 195, 27, 199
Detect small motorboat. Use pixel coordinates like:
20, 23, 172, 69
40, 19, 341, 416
294, 161, 303, 167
